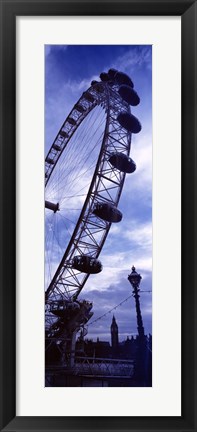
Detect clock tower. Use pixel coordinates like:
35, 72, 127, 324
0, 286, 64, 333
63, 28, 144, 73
111, 315, 119, 350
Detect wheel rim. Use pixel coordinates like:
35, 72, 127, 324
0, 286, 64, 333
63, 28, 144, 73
45, 80, 134, 331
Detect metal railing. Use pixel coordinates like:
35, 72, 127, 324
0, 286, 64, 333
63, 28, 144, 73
73, 356, 134, 377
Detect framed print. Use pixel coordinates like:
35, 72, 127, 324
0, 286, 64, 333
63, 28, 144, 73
0, 0, 196, 431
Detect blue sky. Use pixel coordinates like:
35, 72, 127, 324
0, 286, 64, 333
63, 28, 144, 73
45, 45, 152, 342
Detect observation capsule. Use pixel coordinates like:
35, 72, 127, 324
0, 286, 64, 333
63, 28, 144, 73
91, 80, 99, 86
83, 91, 95, 103
118, 85, 140, 106
53, 144, 61, 151
50, 300, 80, 318
93, 203, 122, 223
115, 71, 134, 88
117, 112, 142, 134
68, 117, 76, 126
75, 104, 86, 113
108, 68, 118, 79
100, 72, 110, 82
60, 130, 69, 139
46, 156, 55, 164
91, 80, 104, 93
109, 152, 136, 173
72, 255, 102, 274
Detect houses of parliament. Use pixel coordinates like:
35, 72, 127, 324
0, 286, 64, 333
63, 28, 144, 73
76, 315, 152, 361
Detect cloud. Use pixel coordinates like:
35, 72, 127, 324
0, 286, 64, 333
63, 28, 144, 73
114, 46, 152, 75
45, 45, 52, 57
45, 45, 68, 58
82, 269, 152, 341
122, 221, 152, 249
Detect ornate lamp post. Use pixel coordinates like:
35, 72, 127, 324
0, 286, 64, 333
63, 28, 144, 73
128, 266, 145, 339
128, 265, 146, 384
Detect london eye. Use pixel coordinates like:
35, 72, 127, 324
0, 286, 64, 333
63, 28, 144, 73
45, 69, 141, 357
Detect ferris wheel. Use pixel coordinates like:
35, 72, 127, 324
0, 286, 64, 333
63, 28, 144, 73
45, 68, 141, 338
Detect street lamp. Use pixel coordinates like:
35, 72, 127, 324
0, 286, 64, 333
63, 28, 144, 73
128, 265, 148, 385
128, 266, 145, 339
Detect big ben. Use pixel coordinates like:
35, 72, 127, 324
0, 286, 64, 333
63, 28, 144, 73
111, 315, 119, 350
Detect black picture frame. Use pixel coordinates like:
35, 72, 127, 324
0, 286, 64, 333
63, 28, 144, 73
0, 0, 196, 431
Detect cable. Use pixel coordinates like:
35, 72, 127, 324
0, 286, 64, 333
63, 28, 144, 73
87, 290, 152, 327
87, 294, 133, 327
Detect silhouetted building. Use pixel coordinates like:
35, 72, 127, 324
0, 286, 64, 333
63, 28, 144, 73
111, 315, 119, 351
81, 338, 111, 358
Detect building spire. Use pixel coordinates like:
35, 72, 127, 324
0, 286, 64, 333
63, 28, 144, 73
111, 315, 119, 350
